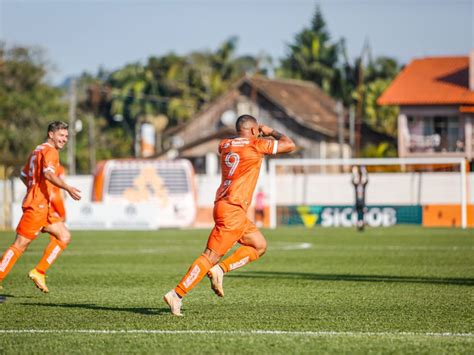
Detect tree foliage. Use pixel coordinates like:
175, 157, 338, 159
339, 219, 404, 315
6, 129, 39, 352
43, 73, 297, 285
0, 43, 67, 169
76, 37, 267, 162
104, 37, 265, 129
3, 8, 404, 170
277, 7, 401, 147
278, 7, 342, 97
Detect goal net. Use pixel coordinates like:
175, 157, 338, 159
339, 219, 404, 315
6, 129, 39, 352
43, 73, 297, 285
268, 158, 471, 229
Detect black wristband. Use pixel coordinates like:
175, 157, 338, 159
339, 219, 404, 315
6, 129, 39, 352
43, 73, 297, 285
271, 130, 282, 140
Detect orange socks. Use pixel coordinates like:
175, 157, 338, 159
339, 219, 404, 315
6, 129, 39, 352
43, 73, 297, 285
0, 245, 22, 281
175, 254, 213, 298
35, 237, 67, 274
219, 246, 259, 273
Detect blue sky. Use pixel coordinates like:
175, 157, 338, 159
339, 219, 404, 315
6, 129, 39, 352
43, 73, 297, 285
1, 0, 472, 84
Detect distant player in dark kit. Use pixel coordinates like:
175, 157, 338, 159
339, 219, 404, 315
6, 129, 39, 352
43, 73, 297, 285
352, 165, 368, 231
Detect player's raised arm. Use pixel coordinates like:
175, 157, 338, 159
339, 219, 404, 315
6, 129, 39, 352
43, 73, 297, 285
44, 171, 81, 200
259, 125, 296, 153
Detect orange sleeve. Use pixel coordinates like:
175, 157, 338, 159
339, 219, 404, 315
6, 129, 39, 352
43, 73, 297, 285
57, 165, 65, 179
218, 139, 228, 154
42, 148, 59, 175
254, 138, 277, 155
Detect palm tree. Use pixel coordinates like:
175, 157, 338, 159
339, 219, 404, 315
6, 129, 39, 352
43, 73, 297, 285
278, 7, 342, 96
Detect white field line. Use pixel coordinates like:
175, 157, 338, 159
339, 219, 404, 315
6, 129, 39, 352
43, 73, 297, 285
309, 246, 474, 251
21, 244, 473, 256
23, 243, 314, 256
0, 329, 472, 338
269, 243, 312, 251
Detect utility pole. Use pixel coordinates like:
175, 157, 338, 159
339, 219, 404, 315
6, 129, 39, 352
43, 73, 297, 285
68, 79, 77, 174
134, 116, 141, 158
355, 61, 364, 158
349, 106, 355, 157
336, 101, 344, 159
88, 114, 96, 173
355, 39, 371, 158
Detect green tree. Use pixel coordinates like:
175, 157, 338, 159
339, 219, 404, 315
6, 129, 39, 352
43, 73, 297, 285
276, 6, 401, 137
364, 78, 399, 136
278, 6, 342, 96
103, 37, 263, 130
73, 38, 269, 162
361, 142, 397, 158
0, 43, 67, 170
353, 56, 401, 136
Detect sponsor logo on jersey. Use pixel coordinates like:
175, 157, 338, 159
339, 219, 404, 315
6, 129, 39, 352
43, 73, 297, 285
231, 138, 249, 146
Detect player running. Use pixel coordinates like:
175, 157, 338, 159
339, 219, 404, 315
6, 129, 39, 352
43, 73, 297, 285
164, 114, 295, 316
49, 165, 67, 224
0, 121, 81, 292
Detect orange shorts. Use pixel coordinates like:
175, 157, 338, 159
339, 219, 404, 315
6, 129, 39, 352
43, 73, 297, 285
206, 200, 259, 256
16, 207, 49, 240
48, 198, 65, 224
47, 207, 64, 225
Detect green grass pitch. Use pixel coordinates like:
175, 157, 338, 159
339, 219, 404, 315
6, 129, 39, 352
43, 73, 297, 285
0, 226, 472, 353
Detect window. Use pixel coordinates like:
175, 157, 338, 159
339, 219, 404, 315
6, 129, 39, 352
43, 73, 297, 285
407, 115, 464, 153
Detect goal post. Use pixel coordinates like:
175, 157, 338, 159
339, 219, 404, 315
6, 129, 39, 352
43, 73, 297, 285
268, 157, 469, 229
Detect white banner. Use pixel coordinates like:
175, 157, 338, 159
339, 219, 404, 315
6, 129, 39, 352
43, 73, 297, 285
11, 202, 164, 230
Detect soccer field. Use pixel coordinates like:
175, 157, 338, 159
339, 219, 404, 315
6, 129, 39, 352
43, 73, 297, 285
0, 227, 472, 353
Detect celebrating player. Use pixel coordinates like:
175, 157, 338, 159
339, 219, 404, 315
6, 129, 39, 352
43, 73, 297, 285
351, 165, 369, 231
49, 164, 67, 224
0, 121, 81, 292
164, 114, 295, 316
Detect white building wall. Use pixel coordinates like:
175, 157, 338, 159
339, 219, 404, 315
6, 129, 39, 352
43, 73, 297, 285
2, 172, 474, 225
4, 173, 474, 206
273, 173, 474, 205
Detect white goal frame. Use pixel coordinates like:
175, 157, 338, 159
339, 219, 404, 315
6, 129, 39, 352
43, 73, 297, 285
268, 157, 468, 229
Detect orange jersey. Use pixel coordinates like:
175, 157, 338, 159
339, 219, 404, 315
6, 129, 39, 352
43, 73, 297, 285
49, 165, 66, 221
215, 137, 278, 210
20, 143, 60, 211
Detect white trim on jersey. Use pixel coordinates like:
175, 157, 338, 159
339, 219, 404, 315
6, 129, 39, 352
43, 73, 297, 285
272, 141, 279, 155
43, 166, 56, 174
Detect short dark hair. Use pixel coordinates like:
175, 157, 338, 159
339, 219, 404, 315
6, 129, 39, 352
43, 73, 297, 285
47, 121, 69, 133
235, 114, 257, 132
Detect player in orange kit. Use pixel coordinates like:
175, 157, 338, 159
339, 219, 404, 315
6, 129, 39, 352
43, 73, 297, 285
164, 114, 295, 316
39, 164, 68, 279
0, 121, 81, 293
49, 165, 67, 223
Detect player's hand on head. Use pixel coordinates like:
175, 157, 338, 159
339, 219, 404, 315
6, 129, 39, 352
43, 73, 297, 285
67, 186, 82, 200
258, 125, 273, 137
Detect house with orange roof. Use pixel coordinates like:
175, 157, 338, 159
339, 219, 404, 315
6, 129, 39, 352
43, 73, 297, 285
378, 52, 474, 162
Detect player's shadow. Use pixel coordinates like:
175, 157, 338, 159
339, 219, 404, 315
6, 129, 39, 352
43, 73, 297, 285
19, 302, 170, 315
230, 271, 474, 286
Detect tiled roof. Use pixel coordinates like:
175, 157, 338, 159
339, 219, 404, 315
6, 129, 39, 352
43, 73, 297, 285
159, 76, 343, 158
247, 77, 339, 137
378, 56, 474, 106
